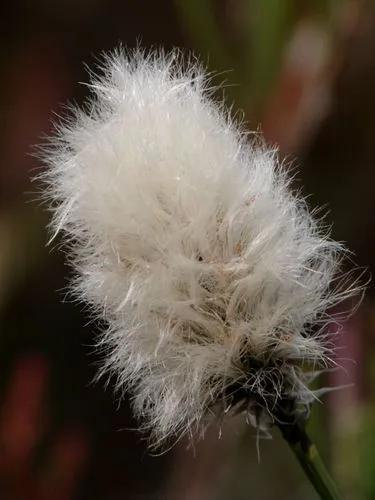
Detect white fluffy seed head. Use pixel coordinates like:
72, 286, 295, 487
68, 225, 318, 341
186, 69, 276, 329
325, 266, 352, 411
40, 48, 359, 447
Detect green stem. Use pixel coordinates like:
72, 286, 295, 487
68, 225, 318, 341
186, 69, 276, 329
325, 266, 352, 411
278, 420, 341, 500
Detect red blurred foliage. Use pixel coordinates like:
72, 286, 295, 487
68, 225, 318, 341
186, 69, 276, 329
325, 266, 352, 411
0, 354, 89, 500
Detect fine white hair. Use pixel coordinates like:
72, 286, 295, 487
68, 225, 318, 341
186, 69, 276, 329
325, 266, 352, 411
40, 48, 359, 447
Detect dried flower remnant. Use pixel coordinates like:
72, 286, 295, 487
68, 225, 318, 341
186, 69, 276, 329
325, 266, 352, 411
40, 48, 359, 449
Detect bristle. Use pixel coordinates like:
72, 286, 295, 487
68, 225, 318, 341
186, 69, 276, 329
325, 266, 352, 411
39, 48, 360, 447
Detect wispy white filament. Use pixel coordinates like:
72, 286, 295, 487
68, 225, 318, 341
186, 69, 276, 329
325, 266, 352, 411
40, 48, 358, 446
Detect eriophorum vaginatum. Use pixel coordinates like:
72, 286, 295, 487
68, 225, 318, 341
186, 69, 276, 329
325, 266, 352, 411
40, 48, 359, 448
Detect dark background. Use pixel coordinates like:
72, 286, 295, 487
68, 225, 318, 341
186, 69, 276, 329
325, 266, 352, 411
0, 1, 374, 499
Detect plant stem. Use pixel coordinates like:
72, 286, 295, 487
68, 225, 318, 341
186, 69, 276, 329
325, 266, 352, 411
278, 420, 341, 500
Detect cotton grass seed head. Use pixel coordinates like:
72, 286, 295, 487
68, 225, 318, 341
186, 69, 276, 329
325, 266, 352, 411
40, 48, 360, 447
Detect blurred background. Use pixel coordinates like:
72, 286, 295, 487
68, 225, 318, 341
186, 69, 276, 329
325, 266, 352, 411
0, 1, 374, 499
